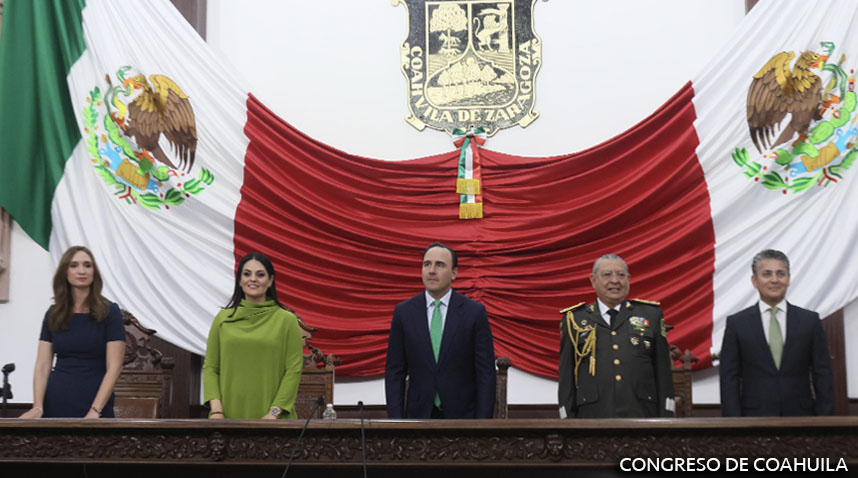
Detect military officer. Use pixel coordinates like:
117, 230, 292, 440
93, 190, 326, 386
558, 254, 675, 418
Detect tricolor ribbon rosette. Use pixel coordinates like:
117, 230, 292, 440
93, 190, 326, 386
452, 127, 486, 219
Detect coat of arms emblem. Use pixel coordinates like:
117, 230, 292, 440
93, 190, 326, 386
732, 42, 857, 193
83, 66, 214, 210
395, 0, 542, 136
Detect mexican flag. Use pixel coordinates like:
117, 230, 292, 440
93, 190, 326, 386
0, 0, 245, 353
1, 0, 857, 378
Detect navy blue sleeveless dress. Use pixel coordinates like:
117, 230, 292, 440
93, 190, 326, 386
39, 302, 125, 418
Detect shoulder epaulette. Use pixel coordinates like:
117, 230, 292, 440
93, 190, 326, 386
559, 302, 586, 314
631, 298, 661, 306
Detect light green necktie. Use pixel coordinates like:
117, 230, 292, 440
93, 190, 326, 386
430, 299, 443, 408
768, 306, 783, 369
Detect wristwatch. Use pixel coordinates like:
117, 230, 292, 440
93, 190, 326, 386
269, 406, 282, 417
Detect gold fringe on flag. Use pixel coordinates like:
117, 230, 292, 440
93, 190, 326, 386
459, 202, 483, 219
456, 178, 481, 195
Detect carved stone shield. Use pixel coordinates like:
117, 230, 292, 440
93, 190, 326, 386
395, 0, 542, 136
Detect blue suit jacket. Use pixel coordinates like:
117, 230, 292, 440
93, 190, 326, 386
385, 290, 496, 418
719, 302, 834, 416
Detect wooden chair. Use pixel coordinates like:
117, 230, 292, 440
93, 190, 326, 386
294, 315, 339, 419
668, 338, 699, 418
493, 356, 511, 418
113, 310, 175, 418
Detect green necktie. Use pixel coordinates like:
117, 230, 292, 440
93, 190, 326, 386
768, 306, 783, 369
430, 299, 443, 408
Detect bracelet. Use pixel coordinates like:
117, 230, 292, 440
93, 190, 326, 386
209, 411, 224, 418
91, 406, 102, 417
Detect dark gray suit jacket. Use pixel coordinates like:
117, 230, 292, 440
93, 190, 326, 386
719, 302, 834, 416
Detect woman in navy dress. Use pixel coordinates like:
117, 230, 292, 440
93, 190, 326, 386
19, 246, 126, 418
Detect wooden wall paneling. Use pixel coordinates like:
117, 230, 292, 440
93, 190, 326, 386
170, 0, 206, 40
821, 310, 849, 415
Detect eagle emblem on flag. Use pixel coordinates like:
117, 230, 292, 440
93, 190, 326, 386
394, 0, 542, 136
733, 42, 858, 193
83, 66, 214, 210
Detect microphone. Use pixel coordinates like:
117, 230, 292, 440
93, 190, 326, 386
281, 395, 324, 478
2, 362, 14, 418
358, 401, 367, 478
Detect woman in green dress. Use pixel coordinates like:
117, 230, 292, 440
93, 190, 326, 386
203, 252, 304, 419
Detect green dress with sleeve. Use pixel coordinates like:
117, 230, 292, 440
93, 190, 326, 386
203, 299, 304, 419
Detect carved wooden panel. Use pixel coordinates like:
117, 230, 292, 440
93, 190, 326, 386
296, 340, 338, 419
116, 310, 175, 418
1, 419, 856, 466
671, 348, 698, 417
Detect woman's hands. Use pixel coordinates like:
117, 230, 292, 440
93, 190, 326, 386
18, 407, 43, 419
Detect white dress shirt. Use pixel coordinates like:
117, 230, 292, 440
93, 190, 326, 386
597, 298, 621, 326
425, 289, 452, 331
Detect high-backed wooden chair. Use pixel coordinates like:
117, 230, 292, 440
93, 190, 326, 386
552, 322, 696, 418
669, 340, 699, 418
493, 356, 512, 418
113, 310, 175, 418
294, 315, 340, 419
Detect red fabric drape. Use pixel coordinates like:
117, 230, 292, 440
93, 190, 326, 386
236, 82, 715, 378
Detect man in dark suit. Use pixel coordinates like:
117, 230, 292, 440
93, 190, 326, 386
558, 254, 675, 418
385, 242, 496, 419
719, 249, 834, 416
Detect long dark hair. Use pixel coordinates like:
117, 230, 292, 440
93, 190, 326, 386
49, 246, 110, 331
224, 252, 287, 316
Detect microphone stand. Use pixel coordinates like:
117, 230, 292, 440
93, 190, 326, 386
1, 363, 14, 418
358, 401, 367, 478
281, 395, 324, 478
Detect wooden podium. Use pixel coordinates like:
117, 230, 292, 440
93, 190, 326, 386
1, 417, 856, 477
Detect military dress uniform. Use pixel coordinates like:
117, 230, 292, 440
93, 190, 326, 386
558, 299, 675, 418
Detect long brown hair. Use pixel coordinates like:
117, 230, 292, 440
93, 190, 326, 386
49, 246, 110, 331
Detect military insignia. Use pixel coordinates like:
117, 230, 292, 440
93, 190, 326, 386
733, 42, 858, 194
566, 310, 597, 384
660, 317, 668, 338
630, 336, 640, 346
395, 0, 542, 136
559, 302, 586, 314
644, 339, 652, 350
588, 304, 595, 312
629, 316, 650, 332
84, 66, 213, 210
631, 298, 661, 306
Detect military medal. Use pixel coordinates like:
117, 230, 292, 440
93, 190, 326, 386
630, 336, 640, 346
629, 316, 649, 332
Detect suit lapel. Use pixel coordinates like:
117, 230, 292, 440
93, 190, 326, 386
413, 293, 437, 369
612, 301, 631, 331
749, 305, 778, 371
782, 302, 800, 364
436, 290, 464, 369
587, 302, 609, 328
